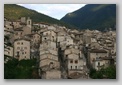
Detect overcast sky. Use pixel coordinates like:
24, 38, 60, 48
18, 4, 86, 20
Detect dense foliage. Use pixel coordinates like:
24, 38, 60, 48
61, 4, 116, 31
4, 4, 77, 29
4, 56, 39, 79
89, 65, 116, 79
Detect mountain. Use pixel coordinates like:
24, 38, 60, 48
61, 4, 116, 31
4, 4, 76, 29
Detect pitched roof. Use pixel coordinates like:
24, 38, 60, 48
90, 49, 107, 53
14, 27, 23, 31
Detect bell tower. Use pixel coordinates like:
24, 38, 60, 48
26, 17, 32, 28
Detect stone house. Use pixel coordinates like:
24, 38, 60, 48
14, 38, 30, 60
31, 33, 41, 44
64, 45, 87, 77
38, 29, 61, 78
41, 30, 57, 42
12, 21, 21, 28
4, 45, 13, 57
41, 69, 61, 79
90, 42, 100, 49
88, 49, 109, 68
47, 26, 56, 31
14, 27, 23, 40
65, 35, 74, 46
92, 57, 114, 70
39, 51, 60, 69
22, 26, 31, 35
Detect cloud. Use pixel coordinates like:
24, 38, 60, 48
18, 4, 86, 20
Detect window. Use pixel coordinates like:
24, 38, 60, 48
17, 42, 20, 45
70, 60, 73, 63
66, 55, 68, 58
98, 62, 100, 66
75, 60, 78, 64
93, 58, 95, 61
24, 47, 27, 49
21, 42, 23, 45
75, 66, 77, 69
50, 62, 53, 64
22, 52, 24, 54
28, 21, 30, 25
71, 66, 72, 69
25, 56, 26, 58
45, 38, 46, 40
8, 52, 10, 54
79, 53, 80, 58
17, 47, 20, 50
25, 52, 26, 54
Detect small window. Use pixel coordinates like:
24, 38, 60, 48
66, 55, 68, 58
98, 62, 100, 66
28, 21, 30, 25
8, 52, 10, 54
71, 66, 72, 69
17, 47, 20, 49
24, 47, 27, 49
50, 62, 53, 64
25, 56, 26, 58
21, 42, 23, 45
70, 60, 73, 63
22, 52, 24, 54
93, 58, 95, 61
45, 38, 46, 40
17, 42, 20, 45
75, 60, 78, 64
79, 53, 80, 58
25, 52, 26, 54
75, 66, 77, 69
